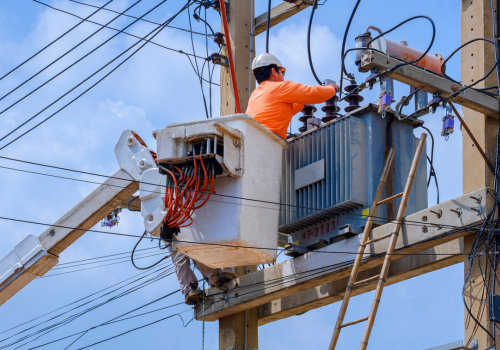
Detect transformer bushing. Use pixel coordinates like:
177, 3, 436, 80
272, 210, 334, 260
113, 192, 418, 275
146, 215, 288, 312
299, 105, 317, 133
344, 80, 364, 113
321, 96, 341, 123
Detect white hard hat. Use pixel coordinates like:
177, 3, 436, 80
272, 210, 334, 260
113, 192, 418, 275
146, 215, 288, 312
251, 53, 285, 71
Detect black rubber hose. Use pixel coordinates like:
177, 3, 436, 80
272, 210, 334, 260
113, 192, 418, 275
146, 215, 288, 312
266, 0, 272, 53
307, 0, 322, 84
131, 231, 170, 270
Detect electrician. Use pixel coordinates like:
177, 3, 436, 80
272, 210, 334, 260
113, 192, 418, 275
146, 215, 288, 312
161, 226, 236, 305
246, 53, 340, 139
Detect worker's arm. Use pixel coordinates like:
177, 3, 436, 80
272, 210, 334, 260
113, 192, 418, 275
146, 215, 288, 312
279, 81, 337, 105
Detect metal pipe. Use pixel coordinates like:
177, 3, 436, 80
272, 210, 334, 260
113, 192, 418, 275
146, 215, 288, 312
365, 25, 382, 34
219, 0, 242, 113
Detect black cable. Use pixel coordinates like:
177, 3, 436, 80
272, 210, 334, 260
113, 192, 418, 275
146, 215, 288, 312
68, 0, 214, 37
52, 249, 166, 269
43, 253, 171, 277
131, 231, 171, 270
0, 163, 471, 231
0, 0, 144, 108
266, 0, 272, 53
0, 265, 170, 336
187, 6, 210, 119
33, 1, 210, 60
0, 0, 193, 150
0, 265, 175, 348
338, 0, 362, 98
441, 38, 500, 99
0, 213, 476, 257
0, 0, 114, 82
418, 126, 439, 204
307, 0, 321, 84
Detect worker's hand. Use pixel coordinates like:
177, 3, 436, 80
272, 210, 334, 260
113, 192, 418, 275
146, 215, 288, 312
323, 79, 339, 94
329, 82, 340, 93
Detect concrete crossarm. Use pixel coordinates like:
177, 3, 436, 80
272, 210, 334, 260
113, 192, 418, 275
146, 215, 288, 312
254, 1, 312, 36
199, 187, 490, 322
360, 50, 499, 119
258, 239, 464, 325
0, 170, 138, 306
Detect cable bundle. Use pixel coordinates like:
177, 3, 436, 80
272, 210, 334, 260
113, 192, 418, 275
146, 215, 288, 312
162, 155, 215, 229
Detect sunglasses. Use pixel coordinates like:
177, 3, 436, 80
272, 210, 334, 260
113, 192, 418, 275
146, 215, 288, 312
274, 66, 286, 77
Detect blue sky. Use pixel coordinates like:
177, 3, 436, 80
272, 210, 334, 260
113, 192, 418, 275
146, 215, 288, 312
0, 0, 467, 349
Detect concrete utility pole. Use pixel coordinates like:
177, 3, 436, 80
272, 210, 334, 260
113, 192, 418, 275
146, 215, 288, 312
218, 1, 257, 348
461, 0, 500, 348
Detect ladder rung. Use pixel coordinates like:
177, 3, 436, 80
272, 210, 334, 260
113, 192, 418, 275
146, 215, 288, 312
352, 275, 380, 287
362, 232, 394, 246
376, 192, 403, 206
340, 316, 369, 328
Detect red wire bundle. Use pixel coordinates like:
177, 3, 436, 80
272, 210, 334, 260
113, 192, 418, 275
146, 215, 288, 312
163, 155, 215, 228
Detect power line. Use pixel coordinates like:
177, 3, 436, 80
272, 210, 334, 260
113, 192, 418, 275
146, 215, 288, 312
0, 0, 194, 150
0, 214, 477, 257
42, 252, 171, 277
34, 0, 212, 60
0, 0, 114, 81
0, 163, 474, 233
0, 266, 176, 349
0, 264, 171, 336
67, 0, 215, 37
0, 0, 145, 108
0, 157, 473, 231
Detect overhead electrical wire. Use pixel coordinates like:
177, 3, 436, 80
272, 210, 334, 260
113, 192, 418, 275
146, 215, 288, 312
67, 0, 215, 37
0, 162, 473, 231
33, 0, 212, 60
0, 0, 114, 81
0, 0, 194, 150
0, 213, 478, 257
0, 265, 176, 348
0, 265, 171, 336
0, 0, 145, 108
307, 0, 321, 84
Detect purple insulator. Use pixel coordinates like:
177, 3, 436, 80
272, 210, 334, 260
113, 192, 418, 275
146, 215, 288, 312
442, 115, 455, 137
106, 220, 113, 227
381, 94, 392, 106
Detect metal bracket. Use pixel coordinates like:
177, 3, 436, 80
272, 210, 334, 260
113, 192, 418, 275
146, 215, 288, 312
491, 294, 500, 322
284, 243, 311, 258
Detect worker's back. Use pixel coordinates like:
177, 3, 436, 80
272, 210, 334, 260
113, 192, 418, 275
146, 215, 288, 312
246, 80, 336, 139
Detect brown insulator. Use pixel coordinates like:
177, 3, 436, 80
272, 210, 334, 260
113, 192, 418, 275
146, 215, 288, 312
210, 52, 221, 64
344, 79, 364, 113
321, 96, 341, 123
213, 32, 224, 45
299, 105, 317, 133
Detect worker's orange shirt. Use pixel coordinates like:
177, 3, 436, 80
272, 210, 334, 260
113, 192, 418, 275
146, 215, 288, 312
246, 80, 337, 139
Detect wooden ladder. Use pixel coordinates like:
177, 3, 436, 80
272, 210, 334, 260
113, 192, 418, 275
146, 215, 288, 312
328, 133, 427, 350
